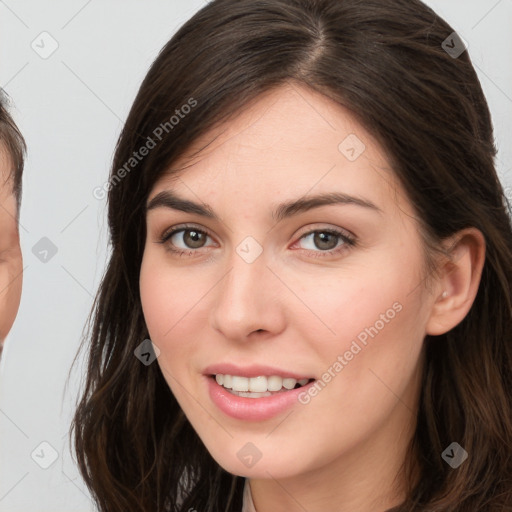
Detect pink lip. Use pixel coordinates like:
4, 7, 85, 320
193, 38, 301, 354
205, 375, 316, 421
202, 363, 313, 380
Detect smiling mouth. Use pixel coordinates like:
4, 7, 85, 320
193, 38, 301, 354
210, 374, 315, 398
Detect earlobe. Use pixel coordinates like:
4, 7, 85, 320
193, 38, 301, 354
425, 228, 486, 336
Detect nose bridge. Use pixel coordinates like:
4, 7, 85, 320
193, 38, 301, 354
211, 239, 282, 339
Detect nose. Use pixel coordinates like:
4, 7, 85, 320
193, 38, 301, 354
210, 244, 286, 342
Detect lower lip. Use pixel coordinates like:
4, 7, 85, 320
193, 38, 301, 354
205, 376, 316, 421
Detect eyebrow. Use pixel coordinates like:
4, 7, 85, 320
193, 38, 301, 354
146, 190, 382, 222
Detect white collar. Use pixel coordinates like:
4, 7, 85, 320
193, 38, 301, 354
242, 478, 257, 512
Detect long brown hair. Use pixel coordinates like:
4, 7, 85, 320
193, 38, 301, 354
72, 0, 512, 510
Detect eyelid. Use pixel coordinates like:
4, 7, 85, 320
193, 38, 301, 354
295, 223, 355, 240
160, 222, 214, 239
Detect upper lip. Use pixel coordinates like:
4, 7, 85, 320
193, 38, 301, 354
203, 363, 315, 380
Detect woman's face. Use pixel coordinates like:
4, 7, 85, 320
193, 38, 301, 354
140, 83, 438, 482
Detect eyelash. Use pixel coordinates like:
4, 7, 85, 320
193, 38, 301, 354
158, 223, 357, 259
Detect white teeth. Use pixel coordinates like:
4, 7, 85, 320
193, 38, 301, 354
214, 374, 311, 393
267, 375, 283, 392
248, 376, 267, 393
231, 376, 249, 392
282, 378, 296, 390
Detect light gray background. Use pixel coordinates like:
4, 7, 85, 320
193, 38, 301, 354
0, 1, 511, 510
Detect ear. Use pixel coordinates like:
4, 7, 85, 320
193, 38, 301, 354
425, 227, 486, 336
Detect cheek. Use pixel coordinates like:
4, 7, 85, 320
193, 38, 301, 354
140, 253, 195, 339
139, 252, 209, 386
295, 254, 426, 400
139, 266, 169, 339
289, 257, 415, 347
140, 256, 190, 399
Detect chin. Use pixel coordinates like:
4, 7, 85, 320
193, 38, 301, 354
205, 442, 299, 479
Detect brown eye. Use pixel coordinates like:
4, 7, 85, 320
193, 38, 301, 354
159, 225, 216, 256
311, 231, 339, 251
296, 229, 355, 256
180, 229, 207, 249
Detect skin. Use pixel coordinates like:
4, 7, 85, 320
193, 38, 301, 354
0, 145, 22, 355
140, 82, 485, 512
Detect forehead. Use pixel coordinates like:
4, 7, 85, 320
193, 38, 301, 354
150, 83, 411, 218
170, 83, 387, 167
